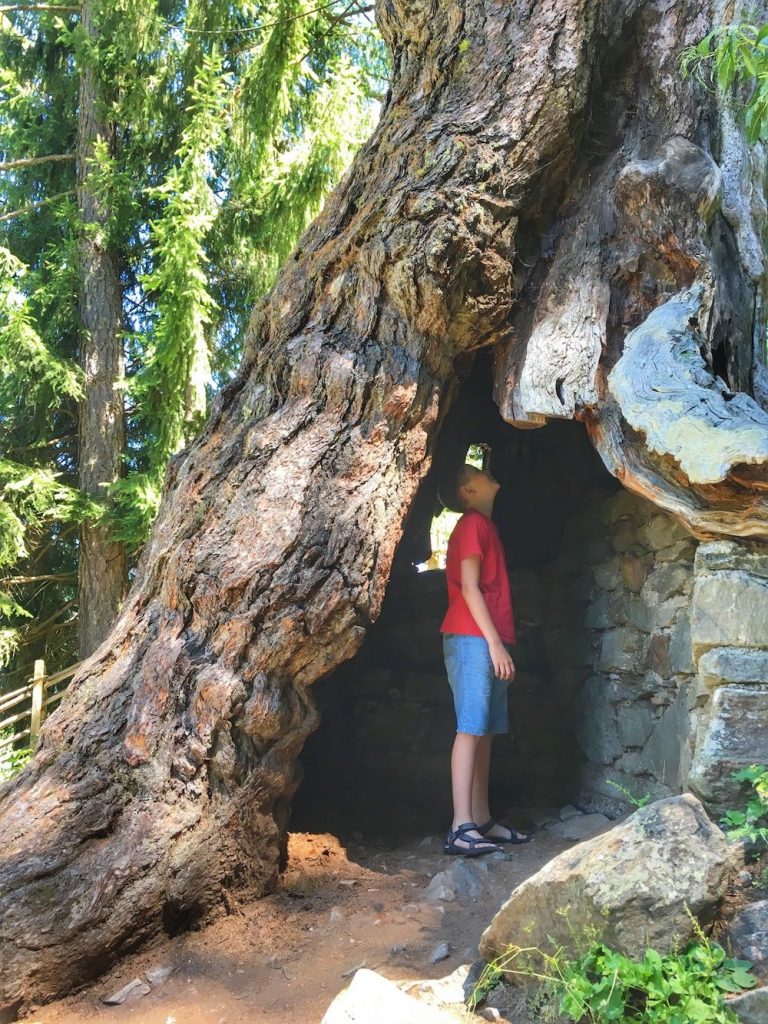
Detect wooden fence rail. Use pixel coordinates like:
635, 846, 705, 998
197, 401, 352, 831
0, 659, 81, 752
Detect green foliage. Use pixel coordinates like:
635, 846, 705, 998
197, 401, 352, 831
751, 858, 768, 890
0, 730, 32, 783
126, 47, 228, 498
0, 247, 83, 405
0, 3, 92, 675
720, 764, 768, 846
472, 926, 758, 1024
681, 19, 768, 142
606, 779, 652, 809
0, 1, 388, 662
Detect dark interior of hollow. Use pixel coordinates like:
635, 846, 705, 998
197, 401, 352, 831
291, 351, 621, 838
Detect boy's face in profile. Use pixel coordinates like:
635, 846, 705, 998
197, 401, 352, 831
458, 467, 500, 509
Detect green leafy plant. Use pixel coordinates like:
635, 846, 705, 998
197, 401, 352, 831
751, 859, 768, 891
0, 730, 33, 784
720, 764, 768, 846
680, 19, 768, 142
470, 916, 757, 1023
606, 779, 652, 809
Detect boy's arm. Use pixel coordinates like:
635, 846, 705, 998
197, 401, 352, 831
460, 556, 515, 680
460, 555, 501, 643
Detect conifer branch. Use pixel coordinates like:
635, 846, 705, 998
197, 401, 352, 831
1, 573, 76, 586
292, 1, 373, 66
0, 4, 80, 11
0, 154, 75, 171
5, 435, 75, 453
181, 0, 350, 36
17, 600, 76, 641
0, 188, 76, 222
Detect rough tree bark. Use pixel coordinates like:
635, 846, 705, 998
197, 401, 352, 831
2, 0, 768, 1013
76, 0, 128, 659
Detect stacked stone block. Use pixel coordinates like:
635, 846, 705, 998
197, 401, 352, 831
540, 486, 699, 813
688, 540, 768, 815
297, 487, 765, 828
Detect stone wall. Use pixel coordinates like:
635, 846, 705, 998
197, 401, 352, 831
292, 564, 582, 835
688, 540, 768, 815
541, 487, 699, 813
293, 483, 767, 833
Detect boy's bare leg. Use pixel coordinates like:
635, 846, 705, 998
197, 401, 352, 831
471, 734, 530, 842
470, 734, 494, 825
450, 732, 497, 850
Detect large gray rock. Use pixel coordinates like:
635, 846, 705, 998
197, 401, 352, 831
726, 987, 768, 1024
698, 647, 768, 691
479, 795, 731, 965
727, 900, 768, 981
688, 685, 768, 814
322, 969, 459, 1024
402, 964, 471, 1007
691, 574, 768, 659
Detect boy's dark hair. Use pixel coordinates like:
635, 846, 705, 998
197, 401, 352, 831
437, 463, 479, 514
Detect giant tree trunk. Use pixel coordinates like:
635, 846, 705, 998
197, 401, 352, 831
2, 0, 768, 1013
76, 0, 128, 659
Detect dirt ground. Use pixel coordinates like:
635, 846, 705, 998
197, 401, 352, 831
23, 826, 576, 1024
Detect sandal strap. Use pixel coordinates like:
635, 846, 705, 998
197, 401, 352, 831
452, 821, 479, 837
476, 818, 495, 834
446, 823, 499, 850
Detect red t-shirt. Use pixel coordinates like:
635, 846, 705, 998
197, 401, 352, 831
439, 509, 516, 643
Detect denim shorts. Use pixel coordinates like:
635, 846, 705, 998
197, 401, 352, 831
442, 633, 511, 736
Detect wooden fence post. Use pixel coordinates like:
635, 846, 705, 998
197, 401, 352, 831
30, 659, 45, 749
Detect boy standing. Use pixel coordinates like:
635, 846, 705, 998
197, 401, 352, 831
437, 463, 530, 856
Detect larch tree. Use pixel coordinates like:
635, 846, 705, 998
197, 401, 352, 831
0, 1, 382, 678
75, 0, 127, 659
2, 0, 768, 1014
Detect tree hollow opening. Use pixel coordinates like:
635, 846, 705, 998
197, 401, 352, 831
291, 352, 697, 838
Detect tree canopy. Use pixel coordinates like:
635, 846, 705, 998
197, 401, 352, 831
0, 0, 387, 681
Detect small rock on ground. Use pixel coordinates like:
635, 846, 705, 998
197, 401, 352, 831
448, 860, 486, 899
479, 1009, 501, 1022
424, 871, 457, 903
101, 978, 151, 1005
145, 964, 173, 986
548, 812, 610, 841
430, 941, 450, 964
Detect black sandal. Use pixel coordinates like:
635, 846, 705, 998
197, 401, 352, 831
444, 822, 502, 857
477, 818, 531, 845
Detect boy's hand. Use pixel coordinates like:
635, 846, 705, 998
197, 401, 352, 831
489, 639, 516, 681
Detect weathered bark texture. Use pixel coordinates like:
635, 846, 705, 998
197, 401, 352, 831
491, 8, 768, 536
76, 0, 127, 658
2, 0, 768, 1013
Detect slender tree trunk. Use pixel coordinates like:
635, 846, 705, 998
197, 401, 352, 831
76, 0, 127, 659
1, 0, 768, 1014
